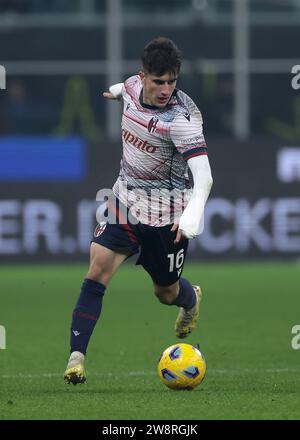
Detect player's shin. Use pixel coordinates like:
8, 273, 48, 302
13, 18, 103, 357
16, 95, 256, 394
172, 277, 197, 309
70, 278, 106, 355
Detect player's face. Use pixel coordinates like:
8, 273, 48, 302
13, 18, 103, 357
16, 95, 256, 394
140, 71, 178, 108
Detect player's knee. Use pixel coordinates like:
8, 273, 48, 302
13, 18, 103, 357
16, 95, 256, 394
155, 292, 174, 305
154, 284, 178, 305
86, 260, 111, 284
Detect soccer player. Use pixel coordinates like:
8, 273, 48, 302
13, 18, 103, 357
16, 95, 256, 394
64, 37, 213, 385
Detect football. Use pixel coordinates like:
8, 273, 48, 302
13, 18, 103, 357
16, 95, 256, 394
157, 343, 206, 390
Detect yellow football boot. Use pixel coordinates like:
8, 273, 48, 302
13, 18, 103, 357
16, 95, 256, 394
175, 285, 202, 339
64, 351, 86, 385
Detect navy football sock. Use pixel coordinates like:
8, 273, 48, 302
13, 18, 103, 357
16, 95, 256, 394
70, 278, 106, 355
173, 277, 197, 309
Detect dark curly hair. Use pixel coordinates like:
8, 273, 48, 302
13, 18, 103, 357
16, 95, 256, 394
142, 37, 182, 76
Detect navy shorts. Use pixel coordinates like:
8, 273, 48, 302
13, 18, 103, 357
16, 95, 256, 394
92, 200, 189, 287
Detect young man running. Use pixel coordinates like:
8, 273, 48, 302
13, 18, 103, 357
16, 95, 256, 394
64, 37, 213, 385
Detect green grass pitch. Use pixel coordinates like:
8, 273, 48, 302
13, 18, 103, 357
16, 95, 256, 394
1, 262, 300, 420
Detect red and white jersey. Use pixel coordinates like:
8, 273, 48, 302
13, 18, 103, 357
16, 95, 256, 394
112, 75, 208, 226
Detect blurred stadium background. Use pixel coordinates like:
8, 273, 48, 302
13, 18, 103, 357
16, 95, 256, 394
0, 0, 299, 263
1, 0, 300, 421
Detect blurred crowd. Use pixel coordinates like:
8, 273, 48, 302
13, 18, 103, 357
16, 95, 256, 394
0, 0, 191, 14
0, 0, 79, 13
0, 79, 57, 134
0, 75, 234, 137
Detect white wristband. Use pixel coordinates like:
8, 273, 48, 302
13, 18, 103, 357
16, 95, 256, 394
109, 83, 124, 98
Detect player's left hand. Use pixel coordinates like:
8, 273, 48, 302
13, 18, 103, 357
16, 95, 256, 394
171, 224, 186, 243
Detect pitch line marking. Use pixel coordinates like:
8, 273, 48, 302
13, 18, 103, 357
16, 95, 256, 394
1, 368, 300, 380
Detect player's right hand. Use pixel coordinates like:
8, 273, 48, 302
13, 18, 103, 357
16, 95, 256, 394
102, 91, 120, 100
103, 82, 124, 100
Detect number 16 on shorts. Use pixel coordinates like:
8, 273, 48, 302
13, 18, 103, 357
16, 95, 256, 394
168, 249, 185, 276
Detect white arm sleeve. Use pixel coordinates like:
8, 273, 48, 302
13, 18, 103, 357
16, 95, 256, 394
178, 155, 213, 238
109, 82, 124, 99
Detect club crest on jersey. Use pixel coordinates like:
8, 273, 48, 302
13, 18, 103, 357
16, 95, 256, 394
148, 116, 159, 133
94, 222, 107, 237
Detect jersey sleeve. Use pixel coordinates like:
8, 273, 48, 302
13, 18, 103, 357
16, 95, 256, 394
122, 75, 142, 103
170, 109, 208, 161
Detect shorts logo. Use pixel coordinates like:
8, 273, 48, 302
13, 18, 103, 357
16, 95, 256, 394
94, 222, 107, 237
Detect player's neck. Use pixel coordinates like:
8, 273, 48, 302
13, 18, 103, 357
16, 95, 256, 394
140, 89, 160, 110
140, 89, 177, 110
